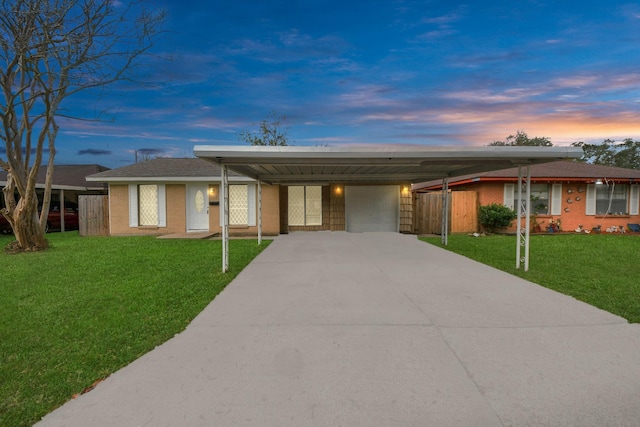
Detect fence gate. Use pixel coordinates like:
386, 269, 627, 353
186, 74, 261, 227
450, 191, 478, 233
414, 191, 478, 234
79, 195, 109, 236
414, 192, 449, 234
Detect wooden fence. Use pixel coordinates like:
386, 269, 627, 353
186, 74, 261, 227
414, 191, 478, 234
79, 195, 109, 236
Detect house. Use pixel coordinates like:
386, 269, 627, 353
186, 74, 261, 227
0, 164, 109, 231
413, 160, 640, 233
88, 146, 585, 239
86, 158, 281, 236
86, 157, 415, 236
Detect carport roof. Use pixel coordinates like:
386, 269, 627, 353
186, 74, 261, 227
194, 145, 584, 184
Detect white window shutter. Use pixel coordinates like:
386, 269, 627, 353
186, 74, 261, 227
247, 183, 256, 226
551, 183, 562, 215
504, 184, 515, 209
630, 185, 639, 215
157, 184, 167, 227
129, 184, 138, 227
586, 184, 596, 215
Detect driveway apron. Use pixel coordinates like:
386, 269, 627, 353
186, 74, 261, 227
37, 232, 640, 427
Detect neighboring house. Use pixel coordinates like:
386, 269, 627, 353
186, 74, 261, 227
413, 160, 640, 233
0, 164, 109, 231
86, 157, 415, 236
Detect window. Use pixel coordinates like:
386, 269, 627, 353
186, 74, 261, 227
504, 183, 559, 215
129, 184, 166, 227
219, 183, 256, 226
139, 185, 158, 225
229, 184, 248, 225
288, 186, 322, 226
592, 184, 629, 215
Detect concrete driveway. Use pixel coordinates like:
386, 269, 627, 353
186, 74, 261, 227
37, 232, 640, 426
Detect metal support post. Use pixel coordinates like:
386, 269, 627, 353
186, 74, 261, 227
441, 177, 449, 246
516, 165, 531, 271
60, 189, 66, 232
257, 181, 262, 245
221, 165, 229, 273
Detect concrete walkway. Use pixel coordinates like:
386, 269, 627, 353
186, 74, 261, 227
37, 232, 640, 426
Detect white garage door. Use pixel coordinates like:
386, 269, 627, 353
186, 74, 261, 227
345, 185, 399, 232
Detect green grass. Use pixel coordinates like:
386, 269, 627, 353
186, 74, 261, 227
420, 234, 640, 323
0, 232, 269, 427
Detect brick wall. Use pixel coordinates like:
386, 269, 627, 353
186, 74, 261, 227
108, 184, 186, 235
472, 181, 640, 233
109, 182, 281, 236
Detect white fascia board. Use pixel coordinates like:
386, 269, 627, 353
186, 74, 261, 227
194, 145, 584, 162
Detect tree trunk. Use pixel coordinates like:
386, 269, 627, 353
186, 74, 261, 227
8, 196, 48, 252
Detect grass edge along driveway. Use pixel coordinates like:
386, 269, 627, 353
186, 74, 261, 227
420, 234, 639, 324
0, 233, 269, 427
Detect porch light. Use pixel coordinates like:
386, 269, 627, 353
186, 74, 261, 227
208, 185, 219, 203
595, 179, 603, 185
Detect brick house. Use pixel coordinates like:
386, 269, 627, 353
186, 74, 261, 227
413, 160, 640, 233
87, 157, 414, 236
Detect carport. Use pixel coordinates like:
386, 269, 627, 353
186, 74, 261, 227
193, 145, 582, 272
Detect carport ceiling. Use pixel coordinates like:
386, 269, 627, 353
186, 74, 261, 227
193, 145, 583, 184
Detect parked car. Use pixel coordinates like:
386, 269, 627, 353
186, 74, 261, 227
0, 204, 79, 234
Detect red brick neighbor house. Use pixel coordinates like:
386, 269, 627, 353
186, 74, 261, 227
413, 161, 640, 234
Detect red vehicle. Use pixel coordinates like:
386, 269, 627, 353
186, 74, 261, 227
0, 204, 79, 234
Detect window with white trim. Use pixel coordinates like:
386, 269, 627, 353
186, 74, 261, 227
505, 183, 557, 215
139, 185, 158, 225
288, 185, 322, 226
219, 183, 256, 226
587, 183, 630, 215
128, 184, 167, 227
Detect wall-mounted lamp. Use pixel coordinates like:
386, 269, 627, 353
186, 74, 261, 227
595, 179, 604, 185
209, 185, 219, 204
401, 186, 410, 195
335, 185, 342, 195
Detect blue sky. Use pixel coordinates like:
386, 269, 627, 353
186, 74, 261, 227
57, 0, 640, 167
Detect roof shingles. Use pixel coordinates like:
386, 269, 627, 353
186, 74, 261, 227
413, 160, 640, 191
88, 158, 243, 180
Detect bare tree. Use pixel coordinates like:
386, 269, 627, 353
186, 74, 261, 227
0, 0, 164, 252
238, 111, 290, 146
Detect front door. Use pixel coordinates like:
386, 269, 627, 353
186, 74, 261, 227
187, 184, 209, 232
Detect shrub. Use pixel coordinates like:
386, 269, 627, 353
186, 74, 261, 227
479, 203, 517, 232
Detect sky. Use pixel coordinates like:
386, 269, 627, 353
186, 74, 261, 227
53, 0, 640, 168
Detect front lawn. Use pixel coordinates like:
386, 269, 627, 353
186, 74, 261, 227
420, 234, 640, 323
0, 232, 269, 427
